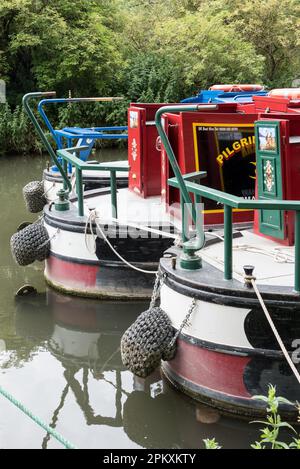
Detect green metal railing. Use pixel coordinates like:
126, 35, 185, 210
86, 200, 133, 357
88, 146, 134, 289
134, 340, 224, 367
155, 104, 300, 293
57, 148, 129, 217
155, 104, 218, 225
23, 92, 72, 192
169, 173, 300, 292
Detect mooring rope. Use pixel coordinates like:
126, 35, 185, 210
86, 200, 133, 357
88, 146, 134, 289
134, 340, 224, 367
234, 245, 294, 264
95, 219, 158, 274
0, 384, 77, 449
251, 279, 300, 386
84, 210, 157, 274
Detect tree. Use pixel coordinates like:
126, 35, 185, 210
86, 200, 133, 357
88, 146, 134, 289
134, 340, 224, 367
0, 0, 123, 104
198, 0, 300, 87
153, 12, 265, 91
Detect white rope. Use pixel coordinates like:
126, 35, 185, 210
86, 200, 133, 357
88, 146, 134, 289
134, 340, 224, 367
204, 233, 294, 265
71, 170, 77, 195
251, 278, 300, 386
84, 211, 97, 254
205, 231, 224, 241
84, 210, 157, 274
233, 244, 294, 263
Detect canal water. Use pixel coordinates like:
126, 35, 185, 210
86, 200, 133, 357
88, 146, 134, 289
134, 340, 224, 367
0, 151, 261, 449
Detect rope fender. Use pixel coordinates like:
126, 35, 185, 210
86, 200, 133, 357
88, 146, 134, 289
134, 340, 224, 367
121, 306, 177, 378
121, 271, 197, 379
23, 181, 47, 213
10, 222, 50, 266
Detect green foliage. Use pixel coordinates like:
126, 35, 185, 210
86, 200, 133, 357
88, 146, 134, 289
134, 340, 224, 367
200, 0, 300, 87
203, 438, 222, 449
154, 13, 264, 90
251, 384, 298, 450
1, 0, 300, 154
0, 103, 42, 154
203, 385, 300, 450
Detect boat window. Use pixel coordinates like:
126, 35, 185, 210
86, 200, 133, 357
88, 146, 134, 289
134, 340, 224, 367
194, 124, 256, 210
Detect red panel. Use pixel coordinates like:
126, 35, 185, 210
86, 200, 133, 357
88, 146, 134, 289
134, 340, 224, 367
143, 124, 162, 197
252, 95, 300, 114
128, 104, 166, 198
169, 338, 251, 398
128, 107, 144, 195
161, 113, 182, 206
46, 256, 98, 289
128, 103, 194, 199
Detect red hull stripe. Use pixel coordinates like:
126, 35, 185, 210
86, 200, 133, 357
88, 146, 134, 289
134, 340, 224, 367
46, 255, 98, 289
169, 338, 251, 398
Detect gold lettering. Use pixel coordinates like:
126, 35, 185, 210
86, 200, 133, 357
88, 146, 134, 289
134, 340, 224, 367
217, 155, 224, 166
232, 141, 241, 152
225, 147, 235, 156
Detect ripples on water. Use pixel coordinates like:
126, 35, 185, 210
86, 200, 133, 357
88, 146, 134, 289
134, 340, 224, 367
0, 152, 258, 449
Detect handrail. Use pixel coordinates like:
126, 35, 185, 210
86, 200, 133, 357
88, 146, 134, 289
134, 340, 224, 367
155, 104, 218, 223
169, 175, 300, 211
38, 97, 127, 146
155, 104, 218, 251
169, 173, 300, 293
22, 92, 72, 192
57, 147, 129, 217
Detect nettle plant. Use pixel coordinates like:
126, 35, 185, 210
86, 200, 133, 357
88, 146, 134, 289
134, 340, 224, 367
204, 385, 300, 450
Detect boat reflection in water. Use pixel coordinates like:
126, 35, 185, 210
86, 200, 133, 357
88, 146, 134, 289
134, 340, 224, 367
15, 290, 260, 449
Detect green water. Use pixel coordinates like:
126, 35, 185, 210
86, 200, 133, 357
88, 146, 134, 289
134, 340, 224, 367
0, 151, 259, 449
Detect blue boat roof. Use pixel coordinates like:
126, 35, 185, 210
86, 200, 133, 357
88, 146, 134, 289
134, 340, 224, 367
181, 89, 267, 104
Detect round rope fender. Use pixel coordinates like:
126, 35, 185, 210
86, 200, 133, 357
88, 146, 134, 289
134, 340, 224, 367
23, 181, 47, 213
10, 223, 50, 266
121, 307, 177, 378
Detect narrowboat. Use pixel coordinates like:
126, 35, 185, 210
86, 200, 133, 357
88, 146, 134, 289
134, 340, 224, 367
152, 90, 300, 419
12, 86, 268, 299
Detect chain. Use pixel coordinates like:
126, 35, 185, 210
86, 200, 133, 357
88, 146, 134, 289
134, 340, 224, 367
149, 270, 166, 310
169, 298, 197, 348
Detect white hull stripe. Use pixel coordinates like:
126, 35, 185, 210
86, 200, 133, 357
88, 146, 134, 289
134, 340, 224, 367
160, 284, 253, 350
45, 222, 98, 261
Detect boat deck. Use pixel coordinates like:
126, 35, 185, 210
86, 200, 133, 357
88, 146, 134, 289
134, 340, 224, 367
202, 230, 295, 287
79, 187, 181, 229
